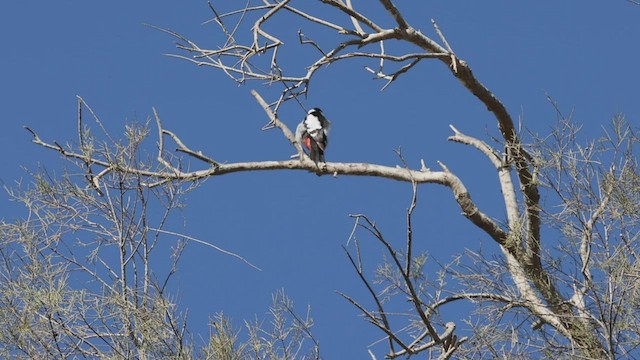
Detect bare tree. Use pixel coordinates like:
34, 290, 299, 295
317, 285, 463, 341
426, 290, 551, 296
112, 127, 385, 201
12, 1, 640, 359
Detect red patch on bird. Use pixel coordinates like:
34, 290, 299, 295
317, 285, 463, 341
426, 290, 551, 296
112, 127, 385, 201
304, 137, 312, 150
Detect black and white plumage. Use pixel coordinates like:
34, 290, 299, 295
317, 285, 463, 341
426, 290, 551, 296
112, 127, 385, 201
295, 108, 330, 162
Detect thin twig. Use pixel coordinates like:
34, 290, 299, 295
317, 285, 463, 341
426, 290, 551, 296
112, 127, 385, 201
151, 228, 262, 271
342, 242, 396, 353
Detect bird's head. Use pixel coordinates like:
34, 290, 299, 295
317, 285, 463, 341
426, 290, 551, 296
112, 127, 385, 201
308, 108, 323, 115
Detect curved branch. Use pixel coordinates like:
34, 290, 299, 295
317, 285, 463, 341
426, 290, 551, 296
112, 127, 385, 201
342, 243, 397, 353
387, 322, 460, 359
379, 0, 409, 29
355, 214, 441, 341
426, 293, 519, 316
336, 290, 412, 354
448, 125, 520, 231
320, 0, 383, 32
251, 90, 300, 153
452, 60, 542, 268
398, 22, 542, 269
251, 0, 289, 51
26, 124, 508, 248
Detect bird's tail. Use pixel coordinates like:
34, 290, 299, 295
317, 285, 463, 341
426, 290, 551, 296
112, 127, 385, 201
310, 141, 325, 163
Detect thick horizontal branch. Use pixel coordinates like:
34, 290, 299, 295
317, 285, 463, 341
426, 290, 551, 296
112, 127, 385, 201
156, 159, 448, 183
25, 124, 509, 247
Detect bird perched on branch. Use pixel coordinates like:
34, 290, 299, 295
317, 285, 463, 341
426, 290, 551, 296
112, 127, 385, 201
295, 108, 330, 163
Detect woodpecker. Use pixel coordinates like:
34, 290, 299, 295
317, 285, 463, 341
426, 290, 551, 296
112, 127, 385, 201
295, 108, 330, 162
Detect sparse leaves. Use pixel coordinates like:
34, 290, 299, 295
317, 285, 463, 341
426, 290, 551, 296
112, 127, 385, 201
204, 291, 319, 360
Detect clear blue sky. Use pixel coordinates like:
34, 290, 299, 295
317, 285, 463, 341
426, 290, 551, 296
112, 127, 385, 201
1, 1, 639, 358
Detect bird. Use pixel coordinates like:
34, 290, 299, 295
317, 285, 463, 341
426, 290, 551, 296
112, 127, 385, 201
295, 108, 330, 163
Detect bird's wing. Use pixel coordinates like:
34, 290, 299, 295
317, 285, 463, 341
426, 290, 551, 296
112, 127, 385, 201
322, 117, 331, 135
295, 121, 306, 148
